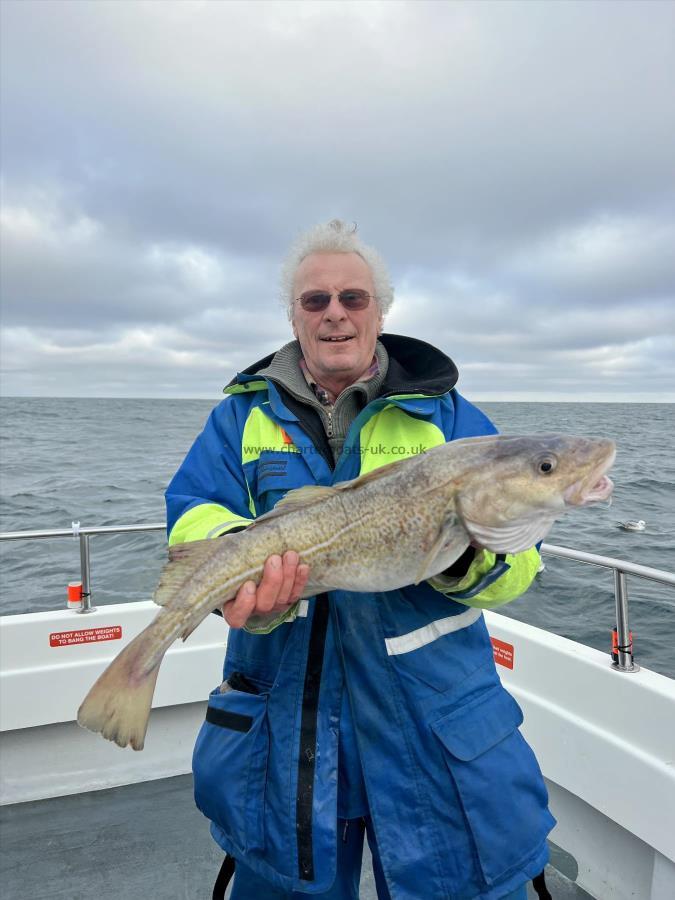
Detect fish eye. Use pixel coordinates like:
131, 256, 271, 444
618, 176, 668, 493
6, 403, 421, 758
537, 455, 557, 475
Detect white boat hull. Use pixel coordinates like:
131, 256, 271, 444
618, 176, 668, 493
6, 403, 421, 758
1, 601, 674, 899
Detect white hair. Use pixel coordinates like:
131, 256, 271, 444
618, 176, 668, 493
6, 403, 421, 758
280, 219, 394, 320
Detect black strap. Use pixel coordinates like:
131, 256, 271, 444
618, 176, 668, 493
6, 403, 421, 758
532, 870, 552, 900
212, 854, 235, 900
296, 595, 330, 882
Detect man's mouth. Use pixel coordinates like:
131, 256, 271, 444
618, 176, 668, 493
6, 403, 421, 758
320, 335, 354, 343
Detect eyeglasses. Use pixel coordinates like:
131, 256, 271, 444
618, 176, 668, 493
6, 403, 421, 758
295, 289, 372, 313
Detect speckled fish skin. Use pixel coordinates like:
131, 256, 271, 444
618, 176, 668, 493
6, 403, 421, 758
77, 433, 615, 750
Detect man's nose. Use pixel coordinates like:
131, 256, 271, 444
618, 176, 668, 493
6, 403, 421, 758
322, 294, 347, 320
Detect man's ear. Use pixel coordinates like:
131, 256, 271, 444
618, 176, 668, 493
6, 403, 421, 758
291, 317, 298, 339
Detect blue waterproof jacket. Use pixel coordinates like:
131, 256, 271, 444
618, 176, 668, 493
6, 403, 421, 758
166, 335, 555, 899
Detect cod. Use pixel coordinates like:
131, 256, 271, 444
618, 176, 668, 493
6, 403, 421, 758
78, 433, 615, 750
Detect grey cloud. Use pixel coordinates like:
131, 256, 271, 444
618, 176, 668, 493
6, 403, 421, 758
1, 0, 674, 399
3, 2, 673, 247
0, 189, 279, 330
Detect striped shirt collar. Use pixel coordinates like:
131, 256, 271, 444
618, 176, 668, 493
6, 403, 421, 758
299, 356, 380, 406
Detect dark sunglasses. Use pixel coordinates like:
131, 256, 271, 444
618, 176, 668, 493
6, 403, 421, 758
296, 289, 372, 313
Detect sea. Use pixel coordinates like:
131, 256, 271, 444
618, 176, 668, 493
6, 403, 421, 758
1, 397, 673, 678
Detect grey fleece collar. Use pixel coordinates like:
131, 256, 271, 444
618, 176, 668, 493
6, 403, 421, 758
256, 339, 389, 410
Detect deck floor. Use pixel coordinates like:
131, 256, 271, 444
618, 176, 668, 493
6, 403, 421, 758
0, 775, 590, 899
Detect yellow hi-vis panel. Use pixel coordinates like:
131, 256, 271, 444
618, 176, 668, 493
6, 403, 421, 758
241, 406, 300, 465
358, 405, 446, 476
442, 547, 542, 608
168, 502, 251, 546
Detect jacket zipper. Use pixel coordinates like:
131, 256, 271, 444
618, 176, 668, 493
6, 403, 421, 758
296, 595, 330, 882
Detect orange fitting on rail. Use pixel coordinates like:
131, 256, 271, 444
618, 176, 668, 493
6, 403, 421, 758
67, 581, 83, 609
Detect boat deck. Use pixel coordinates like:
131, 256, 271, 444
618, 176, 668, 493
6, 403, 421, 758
0, 774, 591, 899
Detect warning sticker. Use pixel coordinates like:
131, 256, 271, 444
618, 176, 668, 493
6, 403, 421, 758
49, 626, 122, 648
491, 637, 514, 669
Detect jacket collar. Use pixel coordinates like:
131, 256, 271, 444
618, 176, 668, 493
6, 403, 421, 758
225, 333, 458, 398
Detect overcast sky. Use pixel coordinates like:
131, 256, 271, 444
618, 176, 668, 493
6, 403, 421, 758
1, 0, 674, 401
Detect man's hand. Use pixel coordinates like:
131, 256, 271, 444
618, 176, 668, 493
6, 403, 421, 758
223, 550, 310, 629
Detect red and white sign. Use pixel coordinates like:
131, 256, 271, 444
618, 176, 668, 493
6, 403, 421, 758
49, 626, 122, 648
491, 636, 514, 669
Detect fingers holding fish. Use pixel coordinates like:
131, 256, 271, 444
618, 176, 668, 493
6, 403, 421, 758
277, 550, 310, 606
290, 561, 310, 603
222, 551, 311, 628
261, 551, 310, 608
256, 553, 285, 613
223, 581, 258, 628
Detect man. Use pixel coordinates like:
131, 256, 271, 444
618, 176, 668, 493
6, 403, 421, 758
166, 221, 554, 899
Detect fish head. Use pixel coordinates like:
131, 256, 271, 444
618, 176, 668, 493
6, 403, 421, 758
453, 434, 616, 554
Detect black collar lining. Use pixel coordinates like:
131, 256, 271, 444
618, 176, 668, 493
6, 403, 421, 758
228, 334, 458, 398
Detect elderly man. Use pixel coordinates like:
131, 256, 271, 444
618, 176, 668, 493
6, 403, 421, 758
166, 221, 554, 900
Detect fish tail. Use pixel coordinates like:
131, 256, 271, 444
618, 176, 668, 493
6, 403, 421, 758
77, 626, 166, 751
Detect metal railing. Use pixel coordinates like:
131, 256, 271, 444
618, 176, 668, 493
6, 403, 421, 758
0, 522, 165, 613
541, 543, 675, 673
1, 524, 674, 673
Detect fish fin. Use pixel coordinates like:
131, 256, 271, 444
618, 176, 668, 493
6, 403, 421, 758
252, 458, 419, 526
154, 538, 222, 608
270, 484, 339, 512
179, 605, 212, 642
413, 513, 465, 584
180, 621, 199, 642
343, 456, 415, 486
77, 628, 162, 751
167, 537, 219, 564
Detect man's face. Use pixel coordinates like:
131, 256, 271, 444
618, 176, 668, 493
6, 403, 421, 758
291, 252, 382, 390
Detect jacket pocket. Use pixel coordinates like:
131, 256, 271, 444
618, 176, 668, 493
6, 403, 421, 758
431, 686, 553, 885
254, 451, 308, 515
192, 684, 270, 854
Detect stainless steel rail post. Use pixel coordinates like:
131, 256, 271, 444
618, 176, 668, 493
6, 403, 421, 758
78, 533, 95, 613
613, 568, 638, 673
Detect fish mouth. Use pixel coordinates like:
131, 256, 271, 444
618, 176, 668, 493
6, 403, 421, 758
564, 443, 616, 506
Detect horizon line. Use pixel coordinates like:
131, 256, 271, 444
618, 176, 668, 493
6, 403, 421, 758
1, 394, 673, 404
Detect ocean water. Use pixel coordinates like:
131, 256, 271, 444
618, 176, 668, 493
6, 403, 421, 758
1, 397, 673, 677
